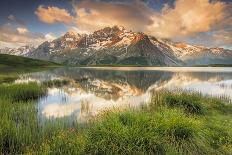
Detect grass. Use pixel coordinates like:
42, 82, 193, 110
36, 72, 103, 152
0, 54, 60, 75
0, 82, 47, 101
0, 54, 59, 69
84, 108, 198, 154
83, 91, 232, 155
0, 81, 231, 154
0, 54, 61, 84
0, 74, 19, 83
42, 79, 71, 87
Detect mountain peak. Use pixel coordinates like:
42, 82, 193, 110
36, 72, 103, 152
64, 31, 81, 38
132, 33, 148, 43
15, 26, 232, 66
112, 25, 126, 31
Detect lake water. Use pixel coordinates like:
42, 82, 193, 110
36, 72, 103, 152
16, 67, 232, 122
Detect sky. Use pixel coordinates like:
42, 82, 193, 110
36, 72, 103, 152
0, 0, 231, 49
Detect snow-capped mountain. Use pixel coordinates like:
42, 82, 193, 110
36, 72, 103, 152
162, 41, 232, 65
28, 26, 182, 66
2, 26, 232, 66
0, 45, 35, 56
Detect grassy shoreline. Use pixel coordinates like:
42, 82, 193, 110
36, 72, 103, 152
0, 81, 231, 154
0, 54, 61, 83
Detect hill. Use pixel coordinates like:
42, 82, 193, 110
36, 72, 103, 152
0, 54, 60, 83
0, 54, 58, 67
0, 54, 59, 73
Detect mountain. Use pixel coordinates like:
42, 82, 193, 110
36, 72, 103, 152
2, 26, 232, 66
159, 40, 232, 65
0, 45, 35, 56
27, 26, 182, 66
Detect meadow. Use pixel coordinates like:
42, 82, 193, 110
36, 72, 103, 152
0, 54, 60, 83
0, 80, 231, 155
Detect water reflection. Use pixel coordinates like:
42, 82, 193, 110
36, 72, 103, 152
17, 67, 232, 122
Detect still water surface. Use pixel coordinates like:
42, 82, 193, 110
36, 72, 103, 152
15, 67, 232, 122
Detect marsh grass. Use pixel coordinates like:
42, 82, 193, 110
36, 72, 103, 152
42, 79, 71, 87
85, 108, 199, 155
0, 74, 18, 83
0, 82, 47, 101
0, 82, 231, 154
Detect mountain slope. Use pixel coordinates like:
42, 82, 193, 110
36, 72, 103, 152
0, 45, 35, 56
2, 26, 232, 66
160, 41, 232, 65
28, 26, 182, 66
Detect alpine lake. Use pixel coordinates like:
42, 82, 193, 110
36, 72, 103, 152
14, 67, 232, 123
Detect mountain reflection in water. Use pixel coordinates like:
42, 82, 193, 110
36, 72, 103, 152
16, 67, 232, 122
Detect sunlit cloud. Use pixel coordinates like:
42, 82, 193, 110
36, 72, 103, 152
16, 27, 28, 34
0, 24, 56, 48
68, 26, 90, 34
148, 0, 226, 38
6, 0, 232, 48
35, 5, 73, 24
66, 0, 228, 39
34, 1, 230, 35
73, 0, 153, 32
45, 33, 56, 41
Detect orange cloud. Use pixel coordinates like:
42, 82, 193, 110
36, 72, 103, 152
72, 0, 228, 39
0, 24, 56, 48
35, 5, 73, 24
74, 0, 153, 32
17, 27, 28, 34
148, 0, 226, 38
33, 0, 230, 48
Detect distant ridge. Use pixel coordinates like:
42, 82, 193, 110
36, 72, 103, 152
1, 26, 232, 66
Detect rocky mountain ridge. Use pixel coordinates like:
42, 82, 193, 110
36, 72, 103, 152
1, 26, 232, 66
0, 45, 35, 56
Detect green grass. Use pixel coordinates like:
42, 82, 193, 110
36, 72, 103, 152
82, 91, 232, 155
0, 74, 19, 83
84, 108, 198, 154
0, 54, 59, 68
0, 53, 60, 75
0, 82, 231, 154
42, 79, 71, 87
0, 82, 47, 101
0, 54, 61, 84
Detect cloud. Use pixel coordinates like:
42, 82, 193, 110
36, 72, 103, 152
73, 0, 153, 32
213, 30, 232, 46
17, 27, 28, 34
6, 0, 230, 49
68, 26, 90, 34
45, 33, 57, 41
35, 0, 229, 39
7, 15, 15, 21
35, 5, 73, 24
186, 28, 232, 49
148, 0, 227, 38
0, 24, 56, 48
7, 15, 26, 26
72, 0, 231, 48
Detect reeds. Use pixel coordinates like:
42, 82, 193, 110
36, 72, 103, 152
0, 82, 231, 154
0, 82, 47, 101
